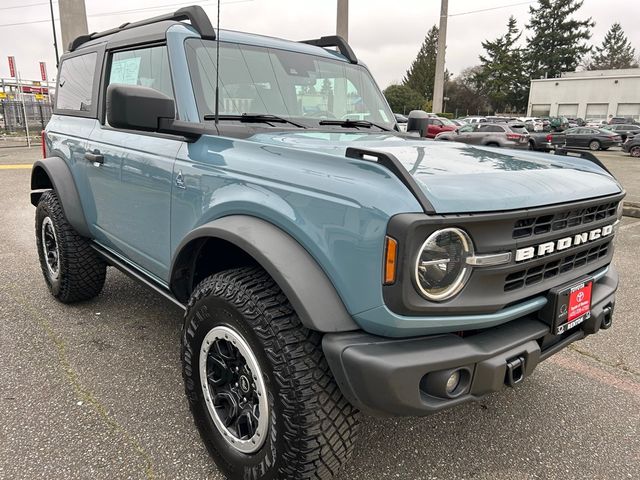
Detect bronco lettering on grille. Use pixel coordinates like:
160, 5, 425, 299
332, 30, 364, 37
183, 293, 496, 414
515, 224, 614, 262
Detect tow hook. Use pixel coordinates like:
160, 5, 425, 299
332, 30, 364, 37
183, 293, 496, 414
601, 304, 613, 330
505, 356, 526, 387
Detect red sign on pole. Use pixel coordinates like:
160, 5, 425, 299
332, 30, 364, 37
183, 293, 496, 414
8, 56, 16, 78
39, 61, 47, 82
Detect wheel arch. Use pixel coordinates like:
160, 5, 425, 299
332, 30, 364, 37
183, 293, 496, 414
170, 215, 359, 333
30, 157, 91, 238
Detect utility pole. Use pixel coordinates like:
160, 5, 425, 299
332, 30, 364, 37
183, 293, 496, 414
58, 0, 89, 52
432, 0, 448, 113
337, 0, 349, 41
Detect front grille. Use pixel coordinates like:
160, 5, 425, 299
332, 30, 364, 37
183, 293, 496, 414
504, 241, 611, 292
512, 201, 618, 239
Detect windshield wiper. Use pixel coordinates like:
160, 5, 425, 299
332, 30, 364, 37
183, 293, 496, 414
203, 113, 307, 129
318, 119, 392, 131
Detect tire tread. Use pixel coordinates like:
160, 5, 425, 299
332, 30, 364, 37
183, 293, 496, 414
36, 190, 106, 302
183, 267, 360, 480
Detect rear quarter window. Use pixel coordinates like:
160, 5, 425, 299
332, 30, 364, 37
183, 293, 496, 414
56, 52, 98, 113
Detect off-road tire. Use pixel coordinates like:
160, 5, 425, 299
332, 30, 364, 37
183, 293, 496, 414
35, 190, 106, 302
589, 140, 601, 151
182, 267, 360, 480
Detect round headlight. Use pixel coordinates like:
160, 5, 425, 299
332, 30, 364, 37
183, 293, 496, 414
414, 228, 473, 301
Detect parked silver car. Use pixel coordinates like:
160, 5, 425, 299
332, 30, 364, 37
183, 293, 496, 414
435, 122, 530, 149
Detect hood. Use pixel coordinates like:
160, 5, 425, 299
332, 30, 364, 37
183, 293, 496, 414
246, 131, 622, 214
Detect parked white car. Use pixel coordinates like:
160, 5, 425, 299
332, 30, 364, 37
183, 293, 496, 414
462, 116, 487, 124
586, 119, 607, 128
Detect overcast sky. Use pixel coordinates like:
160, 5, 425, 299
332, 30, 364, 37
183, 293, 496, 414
1, 0, 639, 87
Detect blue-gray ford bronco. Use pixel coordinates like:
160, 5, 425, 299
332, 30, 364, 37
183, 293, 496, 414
31, 6, 624, 479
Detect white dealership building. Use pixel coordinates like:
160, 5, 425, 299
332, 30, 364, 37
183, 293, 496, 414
527, 68, 640, 121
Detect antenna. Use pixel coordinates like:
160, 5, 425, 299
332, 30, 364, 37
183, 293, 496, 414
214, 0, 221, 125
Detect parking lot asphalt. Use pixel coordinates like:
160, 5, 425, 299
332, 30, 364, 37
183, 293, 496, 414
0, 146, 638, 480
592, 149, 640, 205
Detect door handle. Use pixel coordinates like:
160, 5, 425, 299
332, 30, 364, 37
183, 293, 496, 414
84, 151, 104, 164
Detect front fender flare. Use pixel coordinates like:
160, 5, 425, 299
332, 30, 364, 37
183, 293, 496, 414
170, 216, 359, 333
30, 157, 91, 238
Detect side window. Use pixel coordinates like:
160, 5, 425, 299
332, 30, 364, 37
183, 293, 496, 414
479, 125, 503, 133
56, 52, 98, 112
108, 46, 174, 100
431, 119, 443, 126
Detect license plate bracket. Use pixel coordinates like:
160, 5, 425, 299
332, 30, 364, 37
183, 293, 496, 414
539, 277, 593, 335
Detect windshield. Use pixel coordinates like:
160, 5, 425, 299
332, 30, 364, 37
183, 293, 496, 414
439, 117, 454, 126
185, 39, 395, 129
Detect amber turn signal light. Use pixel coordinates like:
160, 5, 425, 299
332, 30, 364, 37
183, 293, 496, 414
383, 236, 398, 285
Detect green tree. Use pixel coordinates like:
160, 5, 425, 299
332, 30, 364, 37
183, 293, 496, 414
586, 23, 638, 70
526, 0, 594, 78
403, 26, 438, 100
475, 16, 528, 112
383, 84, 426, 114
445, 66, 491, 116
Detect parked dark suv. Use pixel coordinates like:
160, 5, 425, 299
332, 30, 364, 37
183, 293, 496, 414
622, 136, 640, 157
607, 124, 640, 142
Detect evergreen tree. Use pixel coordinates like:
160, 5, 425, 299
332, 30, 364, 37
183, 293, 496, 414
526, 0, 594, 78
403, 26, 438, 100
475, 16, 528, 112
445, 66, 491, 116
586, 23, 638, 70
383, 84, 426, 114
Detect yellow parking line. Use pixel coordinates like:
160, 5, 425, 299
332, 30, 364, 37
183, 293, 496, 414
0, 164, 32, 170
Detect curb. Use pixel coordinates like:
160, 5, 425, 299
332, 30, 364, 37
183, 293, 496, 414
623, 201, 640, 219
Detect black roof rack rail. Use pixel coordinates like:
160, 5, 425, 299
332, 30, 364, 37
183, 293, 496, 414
554, 147, 613, 175
300, 35, 358, 64
68, 5, 216, 52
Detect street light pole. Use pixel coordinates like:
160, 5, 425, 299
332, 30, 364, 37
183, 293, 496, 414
337, 0, 349, 41
58, 0, 89, 53
432, 0, 448, 113
49, 0, 60, 67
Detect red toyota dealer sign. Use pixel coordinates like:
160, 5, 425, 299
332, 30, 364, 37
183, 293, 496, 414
39, 62, 47, 82
568, 282, 592, 322
8, 56, 16, 78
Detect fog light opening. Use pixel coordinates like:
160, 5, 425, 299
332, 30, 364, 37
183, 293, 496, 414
446, 370, 461, 394
420, 367, 472, 400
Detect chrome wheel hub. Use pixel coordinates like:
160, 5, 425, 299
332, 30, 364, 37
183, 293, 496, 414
41, 217, 60, 280
199, 326, 269, 453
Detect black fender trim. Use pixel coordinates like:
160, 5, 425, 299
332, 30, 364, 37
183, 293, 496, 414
30, 157, 91, 238
170, 216, 359, 333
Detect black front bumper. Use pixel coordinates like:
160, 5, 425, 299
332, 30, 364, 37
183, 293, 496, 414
323, 267, 618, 417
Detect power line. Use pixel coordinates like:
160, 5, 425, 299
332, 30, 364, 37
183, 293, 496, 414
449, 1, 536, 18
0, 0, 252, 28
0, 1, 56, 11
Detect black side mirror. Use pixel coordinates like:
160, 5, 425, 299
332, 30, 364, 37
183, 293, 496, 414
106, 84, 175, 132
407, 110, 430, 137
